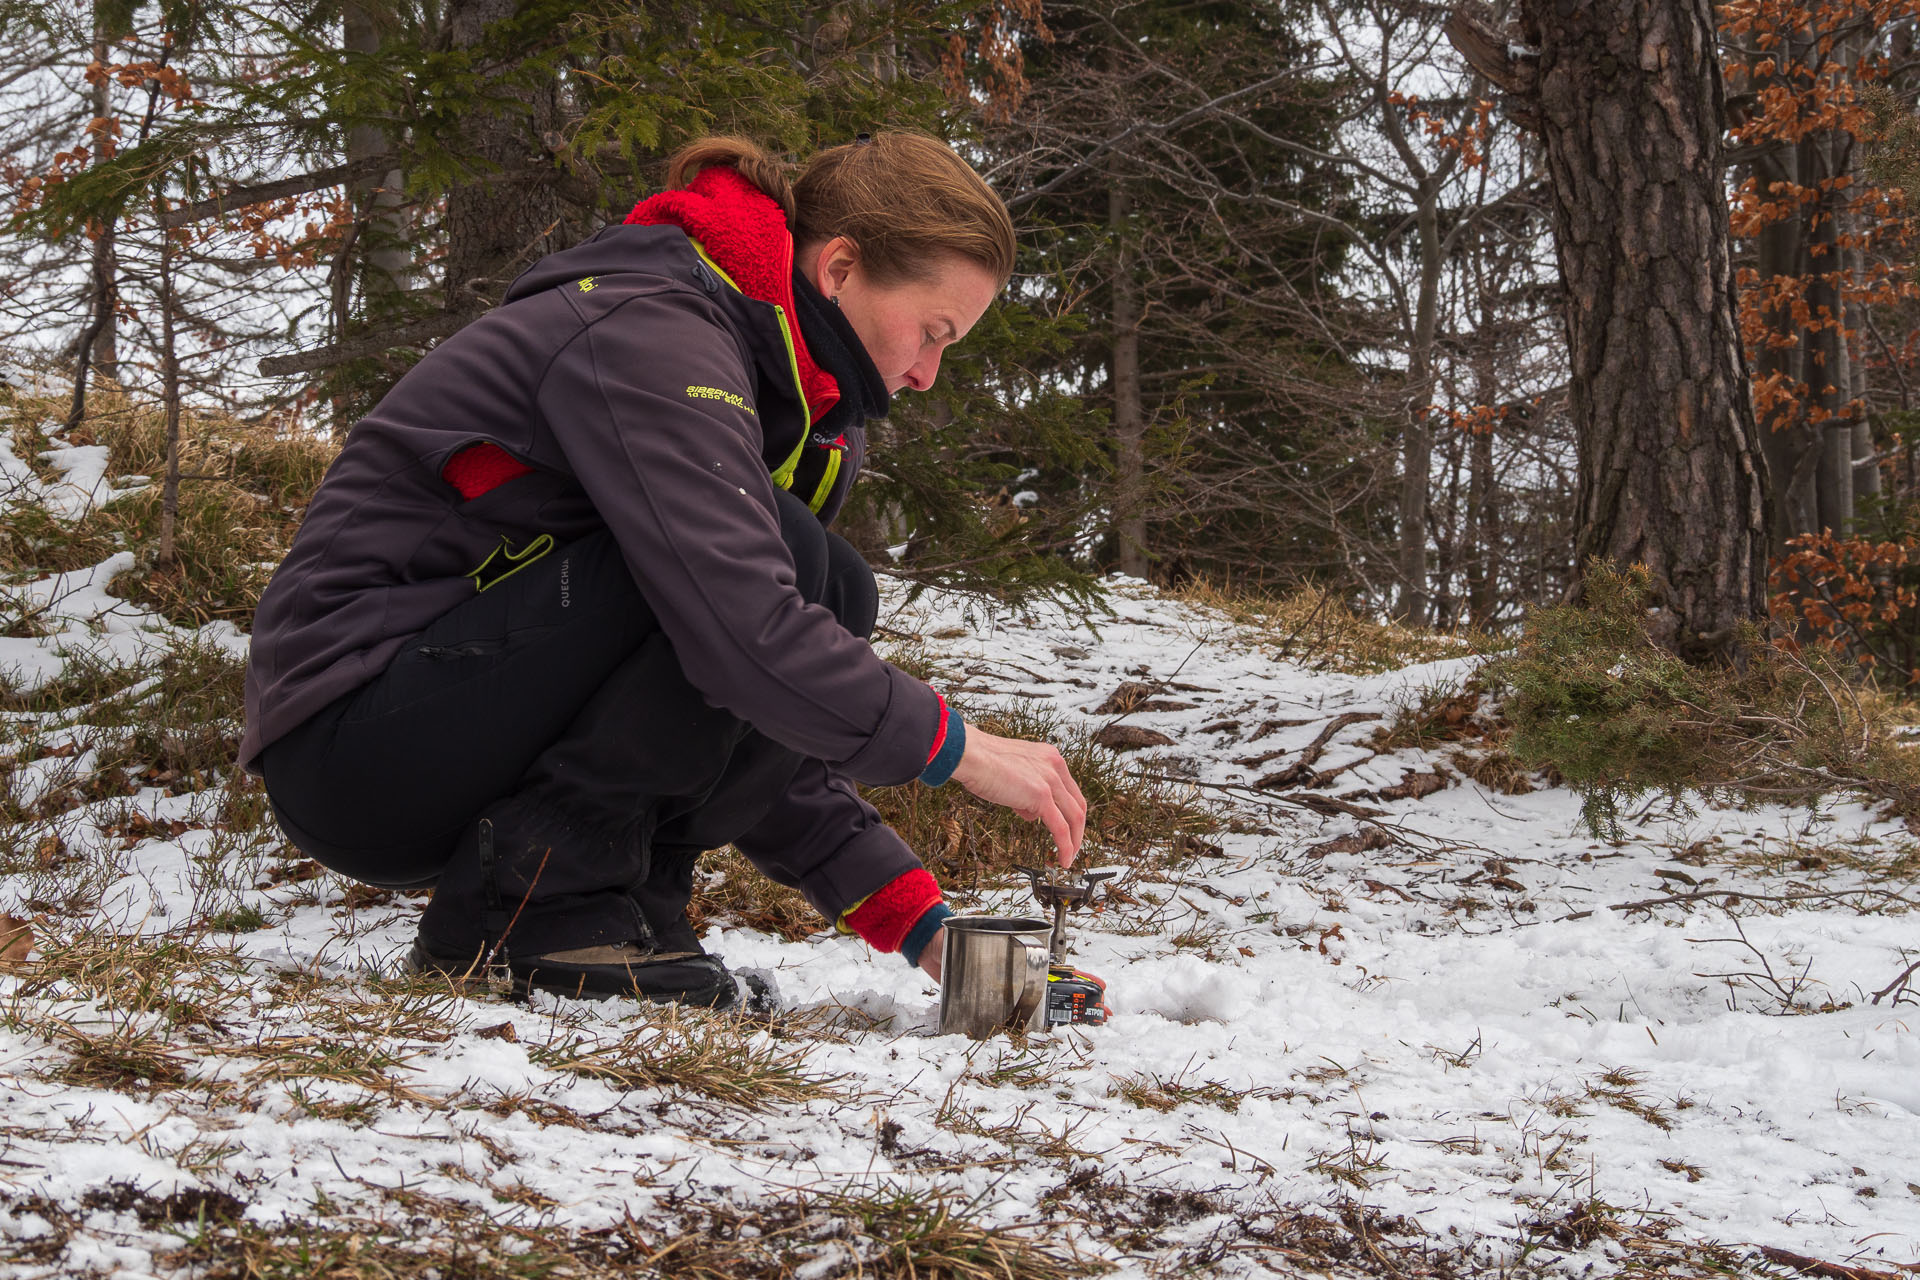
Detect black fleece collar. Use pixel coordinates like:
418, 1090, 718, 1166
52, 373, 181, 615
791, 267, 891, 437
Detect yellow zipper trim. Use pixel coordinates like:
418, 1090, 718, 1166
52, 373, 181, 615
808, 444, 843, 513
687, 239, 811, 490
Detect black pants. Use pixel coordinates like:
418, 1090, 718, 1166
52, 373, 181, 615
261, 487, 878, 954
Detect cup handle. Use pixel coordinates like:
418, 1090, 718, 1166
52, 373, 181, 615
1008, 936, 1049, 1030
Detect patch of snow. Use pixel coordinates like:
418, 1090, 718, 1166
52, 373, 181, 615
1, 400, 1918, 1272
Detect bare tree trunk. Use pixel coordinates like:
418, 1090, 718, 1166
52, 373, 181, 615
65, 12, 122, 429
1848, 237, 1879, 508
157, 225, 183, 570
1804, 128, 1855, 533
1465, 340, 1498, 629
442, 0, 564, 313
87, 20, 118, 383
1394, 182, 1441, 625
1467, 422, 1497, 628
330, 2, 414, 433
1110, 182, 1148, 579
1752, 137, 1818, 548
1433, 418, 1464, 627
1522, 0, 1769, 659
343, 3, 411, 305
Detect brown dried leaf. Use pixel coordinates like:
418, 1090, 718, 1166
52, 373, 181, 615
1093, 681, 1157, 715
0, 915, 34, 970
1093, 724, 1175, 752
1305, 828, 1393, 859
1377, 769, 1452, 801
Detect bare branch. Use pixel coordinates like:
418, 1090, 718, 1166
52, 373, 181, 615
257, 311, 467, 377
161, 156, 394, 228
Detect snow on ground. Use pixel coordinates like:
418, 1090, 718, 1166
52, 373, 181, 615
0, 405, 143, 524
0, 408, 1917, 1275
0, 414, 192, 695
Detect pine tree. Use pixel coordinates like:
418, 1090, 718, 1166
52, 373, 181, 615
10, 0, 1120, 602
1453, 0, 1770, 660
987, 0, 1369, 590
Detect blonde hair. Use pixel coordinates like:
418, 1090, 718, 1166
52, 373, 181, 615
665, 132, 1016, 287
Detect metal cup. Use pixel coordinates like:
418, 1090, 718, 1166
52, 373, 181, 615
937, 915, 1052, 1039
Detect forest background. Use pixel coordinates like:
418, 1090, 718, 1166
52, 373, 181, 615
2, 0, 1919, 675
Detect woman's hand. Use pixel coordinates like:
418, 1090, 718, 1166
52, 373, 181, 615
949, 727, 1087, 866
918, 927, 945, 982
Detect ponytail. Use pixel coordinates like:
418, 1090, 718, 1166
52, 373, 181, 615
665, 137, 797, 223
665, 131, 1015, 288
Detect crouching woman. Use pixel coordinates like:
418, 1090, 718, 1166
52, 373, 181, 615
241, 132, 1086, 1008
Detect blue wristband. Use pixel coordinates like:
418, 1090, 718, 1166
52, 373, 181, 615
900, 902, 954, 968
919, 713, 967, 787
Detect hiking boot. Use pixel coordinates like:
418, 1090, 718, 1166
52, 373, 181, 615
406, 935, 738, 1008
631, 843, 706, 955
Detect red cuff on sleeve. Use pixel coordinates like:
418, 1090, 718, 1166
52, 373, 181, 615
843, 868, 944, 954
926, 692, 951, 764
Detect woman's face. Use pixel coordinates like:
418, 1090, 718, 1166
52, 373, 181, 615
808, 239, 1000, 395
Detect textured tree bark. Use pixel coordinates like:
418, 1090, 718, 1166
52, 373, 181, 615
156, 225, 182, 571
65, 11, 121, 431
1465, 339, 1498, 629
1110, 183, 1149, 579
442, 0, 563, 313
1467, 421, 1497, 628
1522, 0, 1769, 660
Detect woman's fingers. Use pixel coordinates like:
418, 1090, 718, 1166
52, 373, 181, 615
953, 727, 1088, 863
1039, 795, 1076, 865
1064, 761, 1087, 852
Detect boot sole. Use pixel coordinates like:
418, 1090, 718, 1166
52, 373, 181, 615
405, 940, 738, 1010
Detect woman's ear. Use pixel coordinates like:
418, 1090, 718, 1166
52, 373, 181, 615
812, 235, 861, 300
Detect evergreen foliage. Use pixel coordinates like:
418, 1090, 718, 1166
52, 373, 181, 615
986, 0, 1371, 586
4, 0, 1916, 625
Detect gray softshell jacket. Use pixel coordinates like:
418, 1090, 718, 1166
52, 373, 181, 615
241, 223, 940, 919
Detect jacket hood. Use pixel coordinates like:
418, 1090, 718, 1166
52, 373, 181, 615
624, 167, 841, 423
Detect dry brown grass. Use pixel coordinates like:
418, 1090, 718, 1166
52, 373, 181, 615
530, 1008, 845, 1109
1, 380, 334, 626
1372, 679, 1539, 796
864, 699, 1219, 901
150, 1182, 1114, 1280
688, 845, 821, 941
1163, 577, 1504, 674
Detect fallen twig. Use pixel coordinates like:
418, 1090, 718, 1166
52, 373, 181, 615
1251, 712, 1381, 789
1554, 885, 1920, 923
1870, 955, 1920, 1006
1760, 1245, 1920, 1280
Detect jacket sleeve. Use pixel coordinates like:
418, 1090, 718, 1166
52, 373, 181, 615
730, 758, 925, 925
533, 289, 940, 787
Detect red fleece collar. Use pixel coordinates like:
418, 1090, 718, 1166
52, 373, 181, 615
626, 167, 840, 422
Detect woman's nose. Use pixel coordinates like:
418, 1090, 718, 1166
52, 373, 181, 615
904, 351, 941, 392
